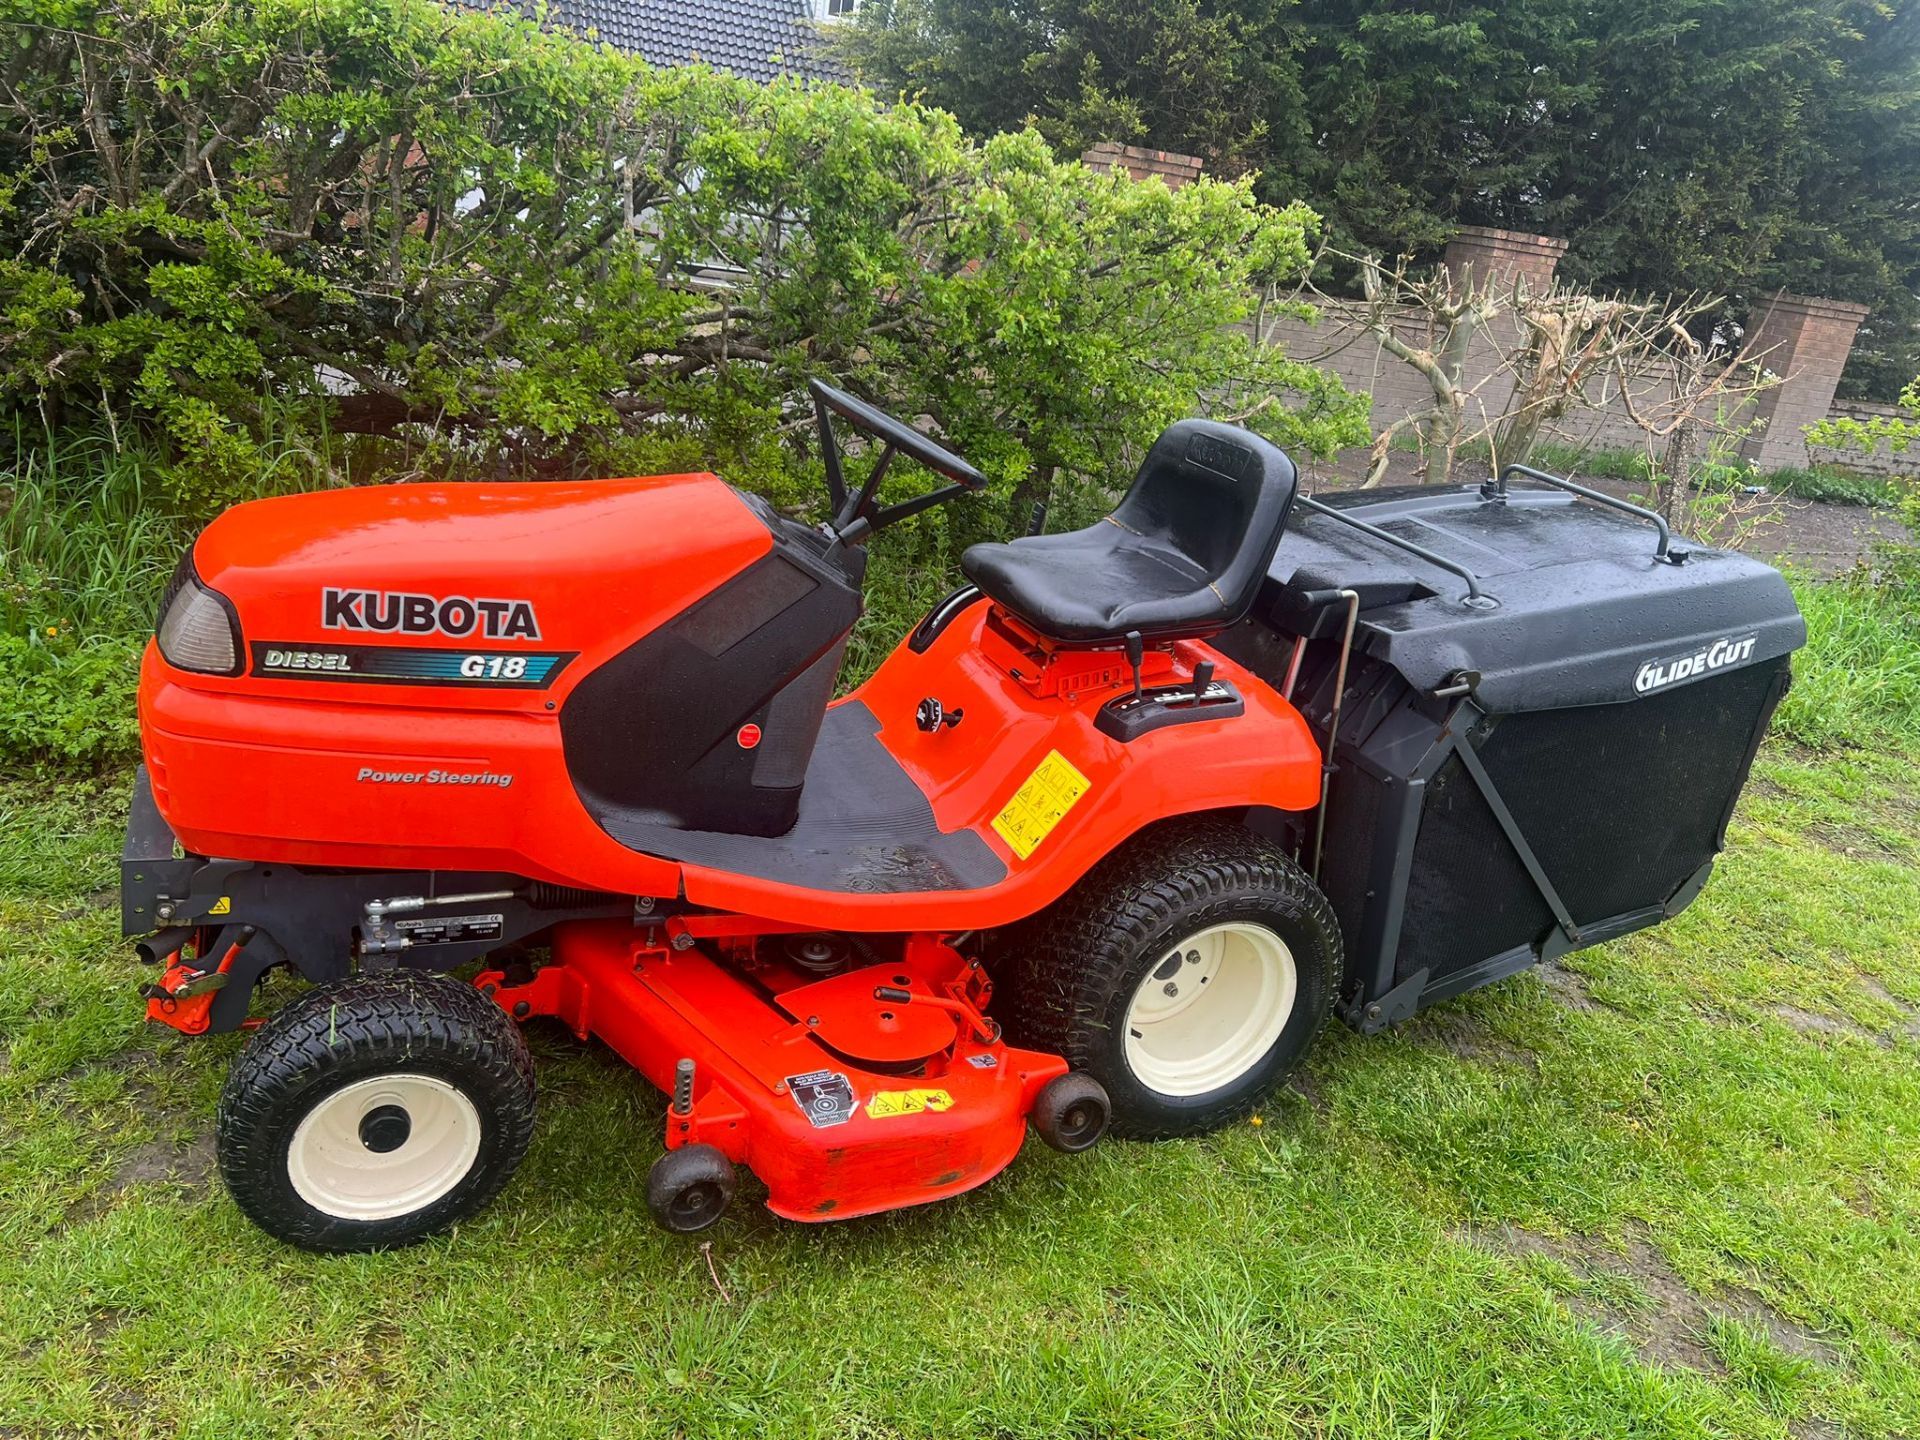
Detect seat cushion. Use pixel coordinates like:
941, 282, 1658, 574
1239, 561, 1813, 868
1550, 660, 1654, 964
961, 525, 1222, 642
960, 418, 1299, 644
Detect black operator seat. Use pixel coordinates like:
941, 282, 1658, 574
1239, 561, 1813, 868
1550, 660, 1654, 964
960, 419, 1299, 643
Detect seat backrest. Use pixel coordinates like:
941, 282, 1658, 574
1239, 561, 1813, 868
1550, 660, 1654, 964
1112, 418, 1299, 609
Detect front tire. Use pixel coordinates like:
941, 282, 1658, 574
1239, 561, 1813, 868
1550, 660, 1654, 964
993, 819, 1342, 1138
216, 971, 536, 1253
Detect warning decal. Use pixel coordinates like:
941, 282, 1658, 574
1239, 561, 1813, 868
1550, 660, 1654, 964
991, 750, 1092, 860
865, 1089, 954, 1120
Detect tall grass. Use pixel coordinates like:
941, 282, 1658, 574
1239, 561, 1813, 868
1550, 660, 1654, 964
1776, 572, 1920, 752
1, 425, 190, 639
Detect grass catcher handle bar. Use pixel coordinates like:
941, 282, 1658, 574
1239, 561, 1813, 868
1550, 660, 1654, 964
1293, 494, 1495, 608
810, 379, 989, 546
1490, 464, 1684, 564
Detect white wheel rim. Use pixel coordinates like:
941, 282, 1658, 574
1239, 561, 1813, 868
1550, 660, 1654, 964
1122, 921, 1298, 1097
287, 1074, 483, 1222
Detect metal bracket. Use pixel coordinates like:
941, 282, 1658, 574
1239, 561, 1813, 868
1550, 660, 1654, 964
1449, 723, 1583, 945
1343, 966, 1429, 1034
1491, 464, 1689, 565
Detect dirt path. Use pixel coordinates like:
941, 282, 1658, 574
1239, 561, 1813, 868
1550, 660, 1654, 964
1304, 448, 1911, 578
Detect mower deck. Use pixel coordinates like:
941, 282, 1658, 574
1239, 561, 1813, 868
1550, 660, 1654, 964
477, 919, 1068, 1220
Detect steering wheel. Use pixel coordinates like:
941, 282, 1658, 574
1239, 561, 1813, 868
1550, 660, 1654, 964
809, 378, 988, 544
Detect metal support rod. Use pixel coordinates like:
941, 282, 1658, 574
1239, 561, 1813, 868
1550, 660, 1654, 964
1494, 463, 1678, 562
366, 888, 516, 918
1310, 589, 1360, 882
1450, 726, 1583, 944
672, 1058, 696, 1116
1294, 494, 1494, 606
1280, 634, 1307, 703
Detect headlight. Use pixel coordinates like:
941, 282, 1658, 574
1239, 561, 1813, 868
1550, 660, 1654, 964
156, 555, 243, 675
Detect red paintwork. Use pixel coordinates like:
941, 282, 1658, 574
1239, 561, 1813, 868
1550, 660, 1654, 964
139, 472, 1322, 929
139, 469, 1326, 1225
145, 934, 245, 1035
479, 922, 1067, 1220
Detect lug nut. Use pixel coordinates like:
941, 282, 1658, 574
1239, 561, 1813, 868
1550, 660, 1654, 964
1163, 981, 1179, 997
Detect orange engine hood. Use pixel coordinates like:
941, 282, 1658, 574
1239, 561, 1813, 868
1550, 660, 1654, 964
183, 473, 774, 705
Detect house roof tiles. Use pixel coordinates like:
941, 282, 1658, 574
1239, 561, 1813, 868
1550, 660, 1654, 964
539, 0, 846, 83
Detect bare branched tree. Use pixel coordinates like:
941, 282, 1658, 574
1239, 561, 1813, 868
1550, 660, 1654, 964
1607, 316, 1778, 533
1276, 249, 1782, 512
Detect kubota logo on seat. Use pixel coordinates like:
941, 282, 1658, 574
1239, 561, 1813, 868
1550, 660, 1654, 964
322, 588, 540, 640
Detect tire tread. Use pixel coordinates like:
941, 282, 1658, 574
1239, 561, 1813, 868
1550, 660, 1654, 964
216, 971, 535, 1253
994, 818, 1343, 1138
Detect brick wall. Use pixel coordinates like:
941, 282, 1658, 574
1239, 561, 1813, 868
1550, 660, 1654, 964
1737, 293, 1872, 471
1806, 399, 1919, 478
1260, 284, 1901, 479
1258, 299, 1690, 462
1441, 226, 1571, 293
1081, 142, 1206, 189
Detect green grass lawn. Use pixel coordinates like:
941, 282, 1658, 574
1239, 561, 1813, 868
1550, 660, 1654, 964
2, 735, 1916, 1440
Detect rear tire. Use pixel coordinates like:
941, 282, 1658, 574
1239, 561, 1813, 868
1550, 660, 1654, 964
216, 971, 536, 1253
992, 819, 1342, 1138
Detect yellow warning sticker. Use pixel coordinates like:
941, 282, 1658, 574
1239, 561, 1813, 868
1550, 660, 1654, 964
865, 1088, 954, 1120
207, 896, 232, 916
991, 750, 1092, 860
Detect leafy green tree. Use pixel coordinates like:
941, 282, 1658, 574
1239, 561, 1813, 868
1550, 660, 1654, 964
836, 0, 1920, 400
1545, 0, 1920, 395
1283, 1, 1592, 251
835, 0, 1304, 178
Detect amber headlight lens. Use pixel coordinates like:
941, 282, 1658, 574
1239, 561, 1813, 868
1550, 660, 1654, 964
156, 558, 243, 675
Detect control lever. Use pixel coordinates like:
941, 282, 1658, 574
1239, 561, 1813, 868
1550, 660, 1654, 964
873, 985, 999, 1044
1123, 630, 1145, 701
1190, 660, 1215, 702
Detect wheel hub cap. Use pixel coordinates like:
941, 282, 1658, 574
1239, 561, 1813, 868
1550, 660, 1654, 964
1122, 922, 1298, 1097
288, 1074, 482, 1222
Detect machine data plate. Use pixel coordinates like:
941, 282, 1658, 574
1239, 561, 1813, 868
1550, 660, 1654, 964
394, 912, 505, 945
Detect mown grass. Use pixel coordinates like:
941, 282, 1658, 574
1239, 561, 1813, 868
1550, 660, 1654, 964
2, 722, 1917, 1437
3, 583, 1919, 1436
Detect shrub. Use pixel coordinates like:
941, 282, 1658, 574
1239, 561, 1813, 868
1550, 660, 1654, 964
0, 633, 143, 771
0, 0, 1365, 523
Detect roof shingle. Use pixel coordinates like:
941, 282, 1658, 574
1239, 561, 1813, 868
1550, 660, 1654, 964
539, 0, 847, 84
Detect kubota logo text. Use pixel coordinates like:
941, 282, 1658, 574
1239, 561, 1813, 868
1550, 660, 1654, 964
1634, 633, 1758, 694
322, 588, 540, 640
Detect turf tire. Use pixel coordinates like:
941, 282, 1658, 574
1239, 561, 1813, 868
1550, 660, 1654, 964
992, 818, 1342, 1139
216, 970, 536, 1253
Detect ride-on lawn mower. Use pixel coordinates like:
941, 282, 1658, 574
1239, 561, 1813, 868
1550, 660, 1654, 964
124, 381, 1805, 1251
